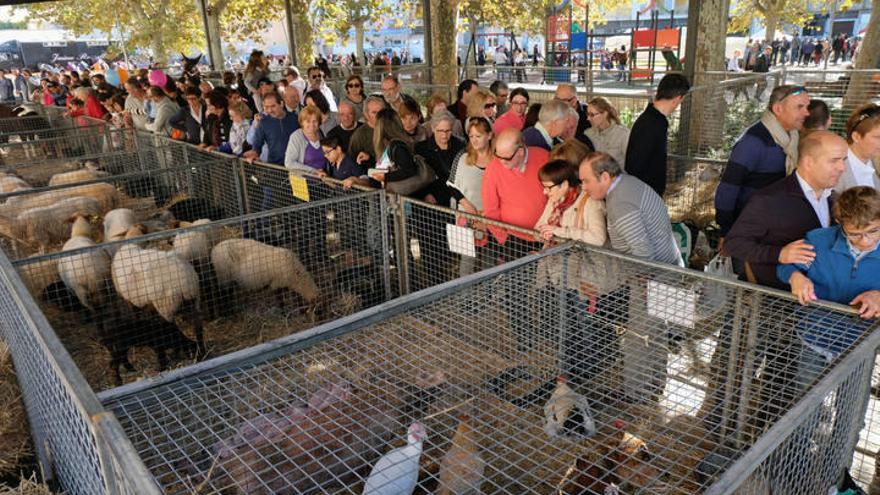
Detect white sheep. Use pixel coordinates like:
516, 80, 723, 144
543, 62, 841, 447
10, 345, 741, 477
48, 166, 108, 187
103, 208, 136, 242
211, 239, 319, 304
0, 175, 31, 195
17, 258, 59, 296
57, 213, 111, 310
0, 196, 103, 253
172, 219, 213, 263
3, 182, 118, 212
111, 224, 201, 322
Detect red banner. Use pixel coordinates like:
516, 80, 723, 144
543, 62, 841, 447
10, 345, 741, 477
547, 15, 570, 42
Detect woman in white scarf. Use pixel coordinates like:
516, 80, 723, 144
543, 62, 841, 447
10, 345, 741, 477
836, 103, 880, 193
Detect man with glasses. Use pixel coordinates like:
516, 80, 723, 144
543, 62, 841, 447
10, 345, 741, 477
493, 87, 529, 135
624, 73, 690, 197
716, 84, 811, 239
554, 83, 590, 137
380, 74, 415, 114
481, 128, 549, 250
302, 66, 337, 113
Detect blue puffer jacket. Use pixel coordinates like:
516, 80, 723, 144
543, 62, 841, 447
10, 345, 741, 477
778, 226, 880, 358
714, 121, 787, 235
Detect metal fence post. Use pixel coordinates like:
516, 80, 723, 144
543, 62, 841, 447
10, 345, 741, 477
379, 191, 394, 302
392, 195, 411, 296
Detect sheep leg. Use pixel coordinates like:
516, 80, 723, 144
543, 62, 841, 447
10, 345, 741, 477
187, 299, 206, 358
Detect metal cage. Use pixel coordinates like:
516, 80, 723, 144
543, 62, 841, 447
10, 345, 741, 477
12, 191, 393, 392
0, 125, 131, 168
98, 243, 876, 494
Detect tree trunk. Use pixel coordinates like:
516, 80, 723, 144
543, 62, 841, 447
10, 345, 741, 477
291, 0, 314, 69
842, 0, 880, 110
204, 3, 225, 71
354, 19, 366, 66
684, 0, 730, 156
429, 0, 459, 91
150, 28, 168, 66
763, 10, 779, 44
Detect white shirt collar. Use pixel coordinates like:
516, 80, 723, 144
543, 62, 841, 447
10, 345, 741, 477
795, 171, 831, 202
847, 147, 876, 186
534, 122, 553, 147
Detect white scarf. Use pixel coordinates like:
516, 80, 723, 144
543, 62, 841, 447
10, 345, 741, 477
761, 110, 799, 175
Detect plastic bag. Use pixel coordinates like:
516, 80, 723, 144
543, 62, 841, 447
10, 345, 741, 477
704, 254, 736, 280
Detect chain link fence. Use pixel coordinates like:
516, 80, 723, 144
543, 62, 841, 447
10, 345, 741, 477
1, 125, 132, 168
0, 114, 105, 140
94, 242, 874, 494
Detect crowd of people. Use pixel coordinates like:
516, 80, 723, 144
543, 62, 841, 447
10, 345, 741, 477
727, 33, 864, 73
9, 47, 880, 417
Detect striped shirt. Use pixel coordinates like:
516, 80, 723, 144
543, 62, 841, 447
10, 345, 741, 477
605, 174, 679, 265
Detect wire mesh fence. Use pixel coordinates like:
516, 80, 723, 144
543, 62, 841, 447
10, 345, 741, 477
12, 191, 393, 392
0, 241, 161, 495
97, 243, 876, 494
781, 68, 880, 136
0, 150, 247, 261
0, 113, 104, 140
0, 125, 131, 168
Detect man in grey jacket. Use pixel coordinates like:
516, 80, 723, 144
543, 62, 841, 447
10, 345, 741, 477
580, 151, 680, 403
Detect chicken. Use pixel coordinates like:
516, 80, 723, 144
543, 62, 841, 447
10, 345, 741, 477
606, 420, 661, 490
438, 414, 485, 495
543, 375, 596, 439
362, 422, 427, 495
556, 455, 619, 495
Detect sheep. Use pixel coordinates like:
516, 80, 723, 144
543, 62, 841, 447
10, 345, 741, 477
171, 219, 213, 263
47, 165, 108, 187
0, 174, 30, 195
103, 208, 135, 242
16, 258, 59, 296
0, 196, 103, 253
3, 182, 118, 212
57, 213, 111, 310
110, 225, 205, 375
211, 239, 320, 309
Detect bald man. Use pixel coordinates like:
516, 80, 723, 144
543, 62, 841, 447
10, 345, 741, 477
725, 130, 847, 289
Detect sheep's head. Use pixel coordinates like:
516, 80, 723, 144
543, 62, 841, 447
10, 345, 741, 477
124, 224, 146, 239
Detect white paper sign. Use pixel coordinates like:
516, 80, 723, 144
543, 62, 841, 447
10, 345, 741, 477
646, 280, 697, 329
446, 223, 476, 258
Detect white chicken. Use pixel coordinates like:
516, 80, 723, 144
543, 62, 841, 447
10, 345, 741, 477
543, 375, 596, 439
362, 422, 426, 495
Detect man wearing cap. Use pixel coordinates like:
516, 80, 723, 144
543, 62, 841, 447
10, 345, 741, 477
715, 85, 811, 239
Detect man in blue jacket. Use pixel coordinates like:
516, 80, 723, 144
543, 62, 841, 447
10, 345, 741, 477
715, 85, 811, 238
243, 92, 299, 165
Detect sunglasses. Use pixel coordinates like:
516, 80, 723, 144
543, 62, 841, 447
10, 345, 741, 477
856, 106, 880, 124
347, 83, 362, 88
779, 85, 807, 101
310, 74, 323, 79
494, 145, 523, 162
484, 102, 497, 109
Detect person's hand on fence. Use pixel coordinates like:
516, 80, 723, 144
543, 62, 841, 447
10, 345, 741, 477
459, 199, 477, 215
369, 170, 385, 182
242, 150, 259, 163
788, 271, 816, 305
778, 239, 815, 265
538, 224, 556, 241
315, 169, 327, 179
356, 152, 371, 165
851, 290, 880, 319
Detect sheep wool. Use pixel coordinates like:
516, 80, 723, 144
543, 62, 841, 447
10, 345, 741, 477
211, 239, 319, 303
0, 175, 31, 195
57, 215, 111, 310
103, 208, 136, 242
112, 241, 200, 322
4, 182, 118, 212
172, 219, 213, 263
48, 168, 109, 187
1, 196, 103, 252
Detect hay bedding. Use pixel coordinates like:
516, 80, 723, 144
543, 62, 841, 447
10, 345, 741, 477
0, 342, 31, 480
134, 311, 718, 494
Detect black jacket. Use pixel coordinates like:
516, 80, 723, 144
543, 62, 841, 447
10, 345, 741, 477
725, 173, 835, 289
171, 105, 206, 145
575, 101, 591, 137
625, 102, 669, 197
202, 111, 232, 148
415, 135, 466, 204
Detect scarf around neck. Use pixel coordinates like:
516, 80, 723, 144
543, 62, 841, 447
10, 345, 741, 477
761, 110, 799, 175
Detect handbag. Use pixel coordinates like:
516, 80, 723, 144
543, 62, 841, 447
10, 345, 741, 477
384, 142, 436, 196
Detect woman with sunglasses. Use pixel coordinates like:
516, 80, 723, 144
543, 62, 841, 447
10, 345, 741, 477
836, 104, 880, 192
341, 75, 365, 121
465, 88, 497, 128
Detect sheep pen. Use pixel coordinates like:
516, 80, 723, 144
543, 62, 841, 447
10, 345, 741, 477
13, 192, 392, 392
98, 244, 869, 495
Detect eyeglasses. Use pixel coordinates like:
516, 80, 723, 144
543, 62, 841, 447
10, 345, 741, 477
510, 99, 528, 106
541, 182, 560, 191
310, 74, 323, 80
843, 226, 880, 241
556, 95, 577, 103
347, 83, 362, 88
494, 145, 523, 162
322, 148, 336, 157
484, 103, 497, 109
587, 111, 603, 118
434, 128, 453, 134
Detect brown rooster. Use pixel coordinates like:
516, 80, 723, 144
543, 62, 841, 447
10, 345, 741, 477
438, 414, 485, 494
